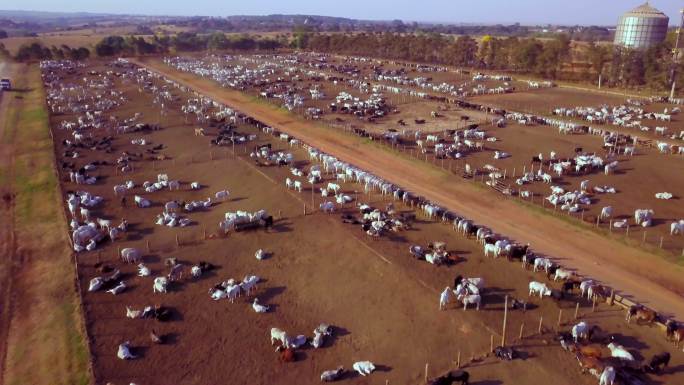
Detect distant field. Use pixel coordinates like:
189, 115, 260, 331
2, 35, 104, 54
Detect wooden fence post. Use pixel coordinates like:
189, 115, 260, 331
456, 351, 461, 368
592, 296, 597, 312
574, 302, 580, 319
490, 335, 494, 353
176, 234, 180, 247
424, 363, 429, 384
557, 309, 563, 328
501, 296, 508, 347
643, 231, 647, 244
146, 239, 150, 253
609, 289, 615, 306
538, 316, 543, 335
519, 322, 525, 340
659, 236, 664, 249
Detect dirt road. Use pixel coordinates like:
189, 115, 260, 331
138, 58, 684, 320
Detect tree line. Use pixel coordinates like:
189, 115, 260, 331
303, 32, 683, 92
10, 32, 285, 62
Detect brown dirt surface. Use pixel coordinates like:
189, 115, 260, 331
56, 61, 684, 385
136, 57, 684, 321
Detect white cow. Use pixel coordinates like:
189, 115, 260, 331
580, 180, 589, 192
533, 257, 553, 273
117, 341, 136, 360
270, 328, 289, 347
252, 298, 269, 313
607, 343, 634, 361
153, 277, 168, 293
529, 281, 551, 298
670, 220, 684, 235
599, 366, 616, 385
554, 268, 574, 281
634, 209, 654, 226
120, 248, 142, 264
97, 218, 112, 231
190, 182, 201, 190
134, 195, 151, 208
460, 294, 481, 310
571, 321, 589, 343
600, 206, 613, 220
137, 263, 151, 277
352, 361, 376, 376
215, 190, 230, 200
294, 181, 303, 192
255, 249, 267, 260
439, 286, 452, 310
320, 366, 344, 382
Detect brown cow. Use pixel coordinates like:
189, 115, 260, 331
278, 346, 296, 363
627, 306, 657, 325
575, 352, 605, 377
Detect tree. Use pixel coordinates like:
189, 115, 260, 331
207, 32, 229, 51
14, 42, 52, 61
95, 35, 129, 56
292, 25, 313, 49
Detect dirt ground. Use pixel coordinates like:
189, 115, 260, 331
49, 62, 684, 385
138, 57, 684, 317
167, 54, 684, 256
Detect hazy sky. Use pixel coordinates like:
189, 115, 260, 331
2, 0, 682, 26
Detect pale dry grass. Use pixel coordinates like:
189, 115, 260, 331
0, 64, 90, 385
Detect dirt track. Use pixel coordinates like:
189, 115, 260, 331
137, 58, 684, 320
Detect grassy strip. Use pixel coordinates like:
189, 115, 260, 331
2, 64, 90, 385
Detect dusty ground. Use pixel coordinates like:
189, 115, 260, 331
137, 57, 684, 322
50, 62, 684, 385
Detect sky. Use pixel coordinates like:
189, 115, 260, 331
1, 0, 682, 26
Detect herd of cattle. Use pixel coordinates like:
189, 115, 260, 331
41, 54, 684, 385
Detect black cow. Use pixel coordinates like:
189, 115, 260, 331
494, 346, 516, 360
643, 352, 670, 373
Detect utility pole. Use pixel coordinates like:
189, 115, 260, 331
670, 8, 684, 100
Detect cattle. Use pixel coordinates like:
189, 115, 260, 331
553, 268, 574, 281
575, 352, 605, 377
494, 346, 516, 361
607, 342, 634, 361
599, 366, 615, 385
153, 277, 168, 293
120, 248, 142, 264
252, 298, 269, 313
529, 281, 551, 298
352, 361, 376, 376
117, 341, 136, 360
666, 320, 684, 346
278, 346, 296, 363
626, 305, 657, 324
643, 352, 670, 373
439, 287, 452, 310
215, 190, 230, 200
271, 328, 289, 348
460, 294, 481, 310
572, 321, 592, 343
320, 366, 344, 382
